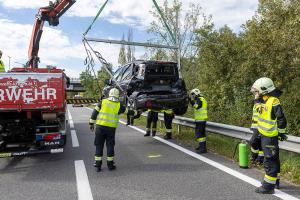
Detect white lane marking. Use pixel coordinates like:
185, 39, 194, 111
75, 160, 93, 200
71, 130, 79, 147
67, 108, 73, 120
119, 120, 300, 200
85, 107, 93, 111
68, 109, 75, 129
69, 120, 74, 129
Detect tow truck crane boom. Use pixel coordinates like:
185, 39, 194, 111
28, 0, 76, 69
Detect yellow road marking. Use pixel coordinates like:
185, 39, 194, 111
148, 154, 162, 158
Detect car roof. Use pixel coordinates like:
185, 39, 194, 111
134, 60, 177, 65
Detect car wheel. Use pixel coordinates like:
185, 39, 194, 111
173, 106, 188, 115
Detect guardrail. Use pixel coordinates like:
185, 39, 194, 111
142, 113, 300, 154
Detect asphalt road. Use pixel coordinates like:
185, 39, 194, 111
0, 106, 299, 200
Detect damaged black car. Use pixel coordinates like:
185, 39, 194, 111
102, 60, 188, 115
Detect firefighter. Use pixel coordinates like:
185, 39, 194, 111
0, 50, 5, 72
163, 109, 174, 140
249, 102, 264, 165
126, 98, 135, 125
144, 109, 158, 137
126, 97, 141, 126
189, 88, 208, 153
251, 77, 287, 194
89, 88, 125, 172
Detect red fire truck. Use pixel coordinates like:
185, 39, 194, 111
0, 0, 75, 157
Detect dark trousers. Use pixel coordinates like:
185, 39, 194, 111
250, 129, 264, 162
94, 125, 116, 159
261, 135, 280, 189
164, 112, 173, 134
127, 110, 135, 125
195, 121, 207, 152
146, 111, 158, 133
195, 121, 206, 140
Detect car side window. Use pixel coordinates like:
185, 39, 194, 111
122, 64, 133, 80
137, 64, 145, 79
113, 67, 122, 80
115, 65, 128, 81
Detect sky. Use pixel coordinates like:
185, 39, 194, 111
0, 0, 258, 78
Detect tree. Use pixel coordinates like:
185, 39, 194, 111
127, 28, 135, 62
242, 0, 300, 135
80, 71, 99, 98
118, 33, 127, 65
148, 0, 204, 62
80, 63, 112, 98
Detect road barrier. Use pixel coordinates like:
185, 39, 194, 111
142, 113, 300, 154
66, 98, 101, 104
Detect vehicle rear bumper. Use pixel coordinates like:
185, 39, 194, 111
135, 93, 188, 111
0, 148, 64, 158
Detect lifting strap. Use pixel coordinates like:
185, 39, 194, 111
83, 0, 176, 44
152, 0, 176, 44
83, 0, 109, 36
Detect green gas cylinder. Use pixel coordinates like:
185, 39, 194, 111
239, 141, 249, 168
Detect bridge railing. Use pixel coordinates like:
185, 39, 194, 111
141, 113, 300, 154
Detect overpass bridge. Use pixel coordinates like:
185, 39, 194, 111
67, 78, 85, 92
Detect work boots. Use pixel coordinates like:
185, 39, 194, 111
151, 131, 156, 137
276, 179, 280, 189
107, 161, 116, 171
163, 132, 172, 140
195, 142, 207, 154
255, 186, 274, 194
94, 161, 102, 172
144, 131, 151, 137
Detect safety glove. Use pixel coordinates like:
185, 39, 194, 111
278, 133, 287, 141
89, 123, 95, 132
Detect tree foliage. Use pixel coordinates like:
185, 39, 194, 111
118, 29, 135, 65
80, 64, 112, 98
118, 33, 127, 65
149, 0, 300, 135
148, 0, 203, 62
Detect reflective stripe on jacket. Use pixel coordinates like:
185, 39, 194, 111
257, 96, 278, 137
194, 96, 208, 121
163, 109, 173, 115
96, 99, 120, 128
251, 104, 259, 129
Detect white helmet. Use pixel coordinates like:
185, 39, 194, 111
190, 88, 202, 96
109, 88, 119, 98
251, 77, 276, 95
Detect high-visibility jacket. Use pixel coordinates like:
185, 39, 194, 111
96, 99, 120, 128
0, 59, 5, 72
251, 103, 259, 129
163, 109, 173, 115
257, 96, 279, 137
194, 96, 208, 121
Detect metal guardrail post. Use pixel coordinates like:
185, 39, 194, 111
177, 124, 181, 134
